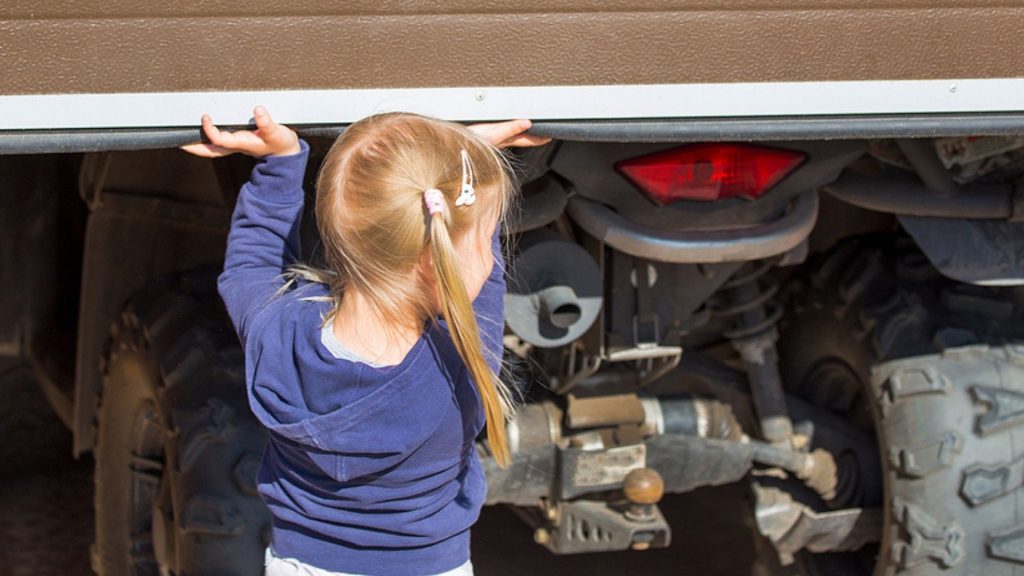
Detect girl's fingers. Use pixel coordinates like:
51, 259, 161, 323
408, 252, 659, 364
500, 134, 553, 148
213, 127, 266, 153
468, 119, 551, 148
187, 111, 294, 157
203, 116, 256, 151
183, 116, 237, 157
252, 106, 301, 155
201, 114, 226, 145
211, 128, 246, 149
492, 119, 532, 142
200, 114, 263, 153
468, 120, 523, 146
252, 106, 277, 134
180, 142, 235, 158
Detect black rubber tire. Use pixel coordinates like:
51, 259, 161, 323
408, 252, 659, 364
873, 345, 1024, 575
779, 235, 1024, 575
93, 274, 270, 576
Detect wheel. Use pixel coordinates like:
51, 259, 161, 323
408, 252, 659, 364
92, 273, 270, 576
873, 345, 1024, 574
779, 235, 1024, 575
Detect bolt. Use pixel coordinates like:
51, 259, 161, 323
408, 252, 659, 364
475, 92, 485, 102
533, 528, 550, 545
950, 83, 958, 93
791, 433, 810, 451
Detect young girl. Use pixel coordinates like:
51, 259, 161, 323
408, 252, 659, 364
183, 108, 548, 576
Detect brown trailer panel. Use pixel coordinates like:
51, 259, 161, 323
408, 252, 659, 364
3, 0, 1024, 95
2, 1, 1024, 145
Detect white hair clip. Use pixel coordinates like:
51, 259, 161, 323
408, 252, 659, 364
455, 149, 477, 207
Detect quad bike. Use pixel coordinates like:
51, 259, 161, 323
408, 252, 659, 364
66, 133, 1024, 575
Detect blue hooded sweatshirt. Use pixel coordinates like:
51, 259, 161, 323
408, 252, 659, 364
217, 140, 505, 576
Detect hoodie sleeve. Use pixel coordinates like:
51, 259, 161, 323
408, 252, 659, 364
217, 140, 310, 343
472, 226, 507, 374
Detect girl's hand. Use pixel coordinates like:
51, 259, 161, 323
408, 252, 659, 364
181, 106, 301, 158
468, 119, 551, 149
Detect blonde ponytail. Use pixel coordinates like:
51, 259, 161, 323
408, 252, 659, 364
428, 210, 514, 468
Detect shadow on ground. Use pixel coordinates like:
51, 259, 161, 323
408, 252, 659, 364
0, 362, 93, 576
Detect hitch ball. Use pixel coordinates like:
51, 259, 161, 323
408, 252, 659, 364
623, 468, 664, 522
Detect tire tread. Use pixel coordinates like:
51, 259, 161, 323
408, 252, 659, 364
93, 276, 268, 576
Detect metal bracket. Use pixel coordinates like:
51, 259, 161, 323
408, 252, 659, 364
556, 342, 682, 395
536, 500, 670, 554
555, 347, 603, 395
753, 485, 881, 565
639, 353, 681, 388
632, 313, 659, 349
560, 443, 648, 500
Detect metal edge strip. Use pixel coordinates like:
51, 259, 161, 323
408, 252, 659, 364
6, 114, 1024, 155
2, 78, 1024, 131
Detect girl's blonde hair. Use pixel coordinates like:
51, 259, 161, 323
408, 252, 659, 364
308, 112, 516, 467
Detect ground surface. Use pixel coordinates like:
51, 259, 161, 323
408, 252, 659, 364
0, 360, 790, 576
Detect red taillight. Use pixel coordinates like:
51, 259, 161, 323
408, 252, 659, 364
615, 143, 806, 204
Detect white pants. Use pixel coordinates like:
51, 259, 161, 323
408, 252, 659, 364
264, 548, 474, 576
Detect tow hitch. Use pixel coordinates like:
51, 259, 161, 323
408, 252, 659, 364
482, 394, 862, 555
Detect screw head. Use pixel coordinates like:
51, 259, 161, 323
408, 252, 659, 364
475, 92, 486, 102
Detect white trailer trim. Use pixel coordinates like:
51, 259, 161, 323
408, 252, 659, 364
2, 78, 1024, 131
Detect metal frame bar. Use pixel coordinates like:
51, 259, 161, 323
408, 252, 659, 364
7, 114, 1024, 155
566, 192, 818, 264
